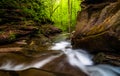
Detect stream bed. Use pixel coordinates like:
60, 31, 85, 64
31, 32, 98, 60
0, 34, 119, 76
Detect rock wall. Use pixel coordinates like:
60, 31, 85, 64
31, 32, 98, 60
72, 0, 120, 65
72, 0, 120, 53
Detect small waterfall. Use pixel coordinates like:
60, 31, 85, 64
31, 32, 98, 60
51, 41, 120, 76
0, 41, 119, 76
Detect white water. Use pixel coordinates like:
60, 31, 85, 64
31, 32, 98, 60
0, 41, 120, 76
51, 41, 120, 76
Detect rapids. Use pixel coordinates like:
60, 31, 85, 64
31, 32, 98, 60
0, 37, 119, 76
51, 41, 120, 76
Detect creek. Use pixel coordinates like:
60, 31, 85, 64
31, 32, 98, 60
0, 34, 119, 76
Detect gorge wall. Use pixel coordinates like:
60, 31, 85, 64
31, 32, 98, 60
72, 0, 120, 65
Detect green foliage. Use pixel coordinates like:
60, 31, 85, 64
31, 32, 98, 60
9, 32, 16, 41
19, 0, 47, 22
46, 0, 82, 32
0, 0, 81, 32
0, 0, 19, 9
0, 0, 50, 23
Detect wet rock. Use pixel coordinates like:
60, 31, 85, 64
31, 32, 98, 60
42, 55, 87, 76
15, 40, 27, 45
0, 29, 35, 44
93, 52, 120, 66
0, 69, 56, 76
0, 47, 22, 53
72, 0, 120, 52
39, 25, 62, 37
0, 52, 86, 76
72, 0, 120, 65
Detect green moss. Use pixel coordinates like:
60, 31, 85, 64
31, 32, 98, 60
9, 32, 16, 41
0, 0, 52, 24
93, 52, 106, 64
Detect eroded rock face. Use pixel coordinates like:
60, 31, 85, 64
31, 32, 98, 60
72, 0, 120, 53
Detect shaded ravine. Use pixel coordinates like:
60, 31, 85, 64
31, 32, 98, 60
0, 34, 119, 76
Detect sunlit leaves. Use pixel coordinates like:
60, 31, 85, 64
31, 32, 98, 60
50, 0, 81, 32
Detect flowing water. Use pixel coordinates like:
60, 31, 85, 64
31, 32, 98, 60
51, 41, 120, 76
0, 34, 120, 76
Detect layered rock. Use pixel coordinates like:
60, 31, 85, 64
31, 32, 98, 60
72, 0, 120, 52
72, 0, 120, 65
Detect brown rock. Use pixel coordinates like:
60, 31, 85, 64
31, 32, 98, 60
72, 0, 120, 53
0, 47, 22, 53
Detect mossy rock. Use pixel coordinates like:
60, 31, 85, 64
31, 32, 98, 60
93, 52, 120, 66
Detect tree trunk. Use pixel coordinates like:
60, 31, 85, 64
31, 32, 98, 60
68, 0, 71, 33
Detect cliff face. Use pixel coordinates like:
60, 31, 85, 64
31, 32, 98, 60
72, 0, 120, 65
72, 0, 120, 52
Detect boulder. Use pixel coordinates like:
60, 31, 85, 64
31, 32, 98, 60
72, 0, 120, 53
